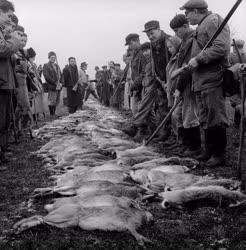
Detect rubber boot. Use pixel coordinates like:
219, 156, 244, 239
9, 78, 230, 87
196, 129, 212, 161
206, 127, 226, 167
134, 125, 148, 142
122, 124, 138, 137
48, 105, 53, 116
183, 126, 201, 157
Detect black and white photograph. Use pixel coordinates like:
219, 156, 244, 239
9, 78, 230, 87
1, 0, 246, 249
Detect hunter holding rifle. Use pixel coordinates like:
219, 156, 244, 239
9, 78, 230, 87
178, 0, 231, 167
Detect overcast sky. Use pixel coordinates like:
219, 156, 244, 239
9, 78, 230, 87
15, 0, 246, 77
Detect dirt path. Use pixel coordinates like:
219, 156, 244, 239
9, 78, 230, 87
0, 101, 246, 250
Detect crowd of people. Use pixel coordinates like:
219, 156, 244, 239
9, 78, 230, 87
1, 0, 246, 169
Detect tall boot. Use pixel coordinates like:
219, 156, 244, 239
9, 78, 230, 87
166, 127, 185, 150
183, 126, 201, 157
53, 106, 56, 116
196, 129, 212, 161
206, 127, 227, 167
48, 105, 53, 116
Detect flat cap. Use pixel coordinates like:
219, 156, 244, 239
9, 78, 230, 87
232, 39, 245, 49
125, 33, 139, 46
143, 20, 160, 32
141, 42, 151, 51
170, 14, 188, 29
102, 65, 107, 69
114, 63, 121, 67
81, 62, 88, 67
180, 0, 208, 10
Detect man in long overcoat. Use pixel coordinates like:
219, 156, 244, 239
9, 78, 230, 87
63, 57, 81, 113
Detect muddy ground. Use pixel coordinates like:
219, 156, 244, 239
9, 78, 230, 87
0, 104, 246, 250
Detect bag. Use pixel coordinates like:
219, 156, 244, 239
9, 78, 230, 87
42, 82, 49, 93
222, 68, 240, 97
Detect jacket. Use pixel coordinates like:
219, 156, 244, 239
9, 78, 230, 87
63, 64, 79, 88
151, 30, 171, 82
130, 48, 147, 96
0, 28, 20, 90
191, 12, 230, 92
43, 62, 62, 91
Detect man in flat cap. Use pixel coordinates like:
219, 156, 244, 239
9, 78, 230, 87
122, 33, 147, 137
142, 20, 171, 142
125, 33, 146, 113
180, 0, 230, 167
169, 14, 201, 156
129, 41, 159, 140
43, 51, 63, 116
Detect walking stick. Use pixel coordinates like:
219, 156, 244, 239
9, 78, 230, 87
143, 97, 181, 146
10, 91, 18, 144
33, 93, 38, 127
238, 65, 246, 191
232, 40, 246, 186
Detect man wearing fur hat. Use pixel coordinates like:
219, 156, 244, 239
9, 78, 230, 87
0, 0, 22, 166
43, 51, 63, 116
180, 0, 230, 167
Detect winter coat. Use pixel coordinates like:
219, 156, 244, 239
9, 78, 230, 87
0, 28, 20, 90
191, 12, 230, 92
43, 62, 62, 91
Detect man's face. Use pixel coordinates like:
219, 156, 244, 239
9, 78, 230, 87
173, 26, 186, 40
143, 49, 150, 58
69, 58, 76, 66
115, 65, 120, 71
185, 9, 199, 25
167, 41, 177, 55
0, 9, 14, 25
81, 65, 87, 71
49, 55, 56, 63
128, 40, 139, 50
146, 28, 161, 43
20, 35, 27, 48
103, 67, 107, 71
3, 21, 15, 35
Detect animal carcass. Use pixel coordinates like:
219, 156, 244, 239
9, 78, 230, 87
160, 186, 246, 209
14, 202, 153, 246
130, 165, 190, 185
131, 157, 199, 170
117, 146, 160, 166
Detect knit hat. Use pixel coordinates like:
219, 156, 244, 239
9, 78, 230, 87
27, 47, 36, 59
170, 14, 189, 29
48, 51, 56, 58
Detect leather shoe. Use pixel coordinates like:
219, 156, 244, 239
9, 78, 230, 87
206, 154, 225, 167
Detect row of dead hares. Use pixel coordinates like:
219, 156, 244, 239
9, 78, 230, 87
14, 101, 246, 246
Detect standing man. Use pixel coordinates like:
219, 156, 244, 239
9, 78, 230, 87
122, 33, 147, 136
43, 51, 63, 116
180, 0, 230, 166
0, 0, 22, 165
169, 14, 201, 156
63, 57, 80, 114
77, 61, 88, 108
125, 33, 146, 115
142, 20, 171, 141
94, 66, 102, 102
100, 65, 111, 107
